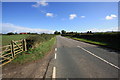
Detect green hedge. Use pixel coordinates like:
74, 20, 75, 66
26, 34, 55, 49
62, 32, 120, 50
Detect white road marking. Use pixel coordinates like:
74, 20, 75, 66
54, 53, 57, 59
52, 67, 56, 79
55, 48, 57, 51
77, 46, 120, 70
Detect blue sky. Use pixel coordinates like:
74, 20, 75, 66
2, 2, 118, 33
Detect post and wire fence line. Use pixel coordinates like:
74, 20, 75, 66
0, 39, 27, 66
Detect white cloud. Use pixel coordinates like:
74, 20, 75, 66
105, 14, 117, 20
87, 27, 118, 32
111, 14, 117, 18
46, 13, 54, 17
69, 14, 77, 20
80, 16, 85, 18
1, 23, 54, 34
32, 0, 48, 7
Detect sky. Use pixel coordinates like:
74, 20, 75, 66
2, 2, 118, 33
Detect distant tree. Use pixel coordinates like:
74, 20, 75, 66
31, 33, 38, 35
54, 31, 58, 34
27, 32, 31, 34
87, 31, 90, 34
54, 31, 60, 35
87, 31, 92, 34
15, 32, 18, 34
7, 32, 14, 35
58, 32, 60, 34
89, 31, 92, 33
41, 33, 46, 34
70, 32, 73, 34
61, 30, 66, 34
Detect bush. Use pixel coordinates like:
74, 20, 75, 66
26, 34, 55, 49
7, 32, 14, 35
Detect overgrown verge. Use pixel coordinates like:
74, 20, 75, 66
62, 32, 120, 51
12, 34, 56, 64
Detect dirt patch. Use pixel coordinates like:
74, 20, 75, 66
2, 44, 56, 79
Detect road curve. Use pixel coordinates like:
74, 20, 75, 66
54, 36, 119, 78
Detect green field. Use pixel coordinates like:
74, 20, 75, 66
2, 35, 31, 46
0, 35, 2, 46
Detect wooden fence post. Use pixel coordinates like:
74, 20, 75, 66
23, 39, 27, 51
11, 40, 15, 58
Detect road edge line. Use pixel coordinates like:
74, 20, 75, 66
77, 46, 120, 70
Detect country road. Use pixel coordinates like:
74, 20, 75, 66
53, 35, 119, 78
2, 35, 119, 79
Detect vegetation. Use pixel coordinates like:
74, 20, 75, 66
61, 31, 120, 51
26, 34, 55, 49
7, 32, 15, 35
2, 34, 56, 64
54, 31, 60, 35
61, 30, 66, 34
66, 36, 107, 46
12, 36, 56, 64
2, 34, 31, 46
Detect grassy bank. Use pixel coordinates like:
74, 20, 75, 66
67, 37, 107, 46
62, 32, 119, 51
12, 37, 56, 64
65, 36, 120, 51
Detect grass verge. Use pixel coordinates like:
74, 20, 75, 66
65, 36, 107, 46
64, 36, 119, 51
12, 37, 56, 64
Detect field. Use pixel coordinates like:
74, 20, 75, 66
1, 34, 56, 64
2, 34, 31, 46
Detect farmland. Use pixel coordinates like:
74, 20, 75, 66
1, 34, 56, 64
2, 34, 31, 46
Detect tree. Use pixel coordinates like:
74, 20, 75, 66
7, 32, 14, 35
54, 31, 60, 35
87, 31, 90, 34
15, 32, 18, 34
89, 31, 92, 34
61, 30, 66, 34
87, 31, 92, 34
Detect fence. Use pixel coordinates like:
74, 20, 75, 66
0, 39, 27, 66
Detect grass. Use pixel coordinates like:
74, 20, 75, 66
2, 35, 31, 46
66, 36, 107, 46
0, 35, 2, 46
12, 37, 56, 64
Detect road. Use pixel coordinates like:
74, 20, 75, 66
53, 36, 119, 78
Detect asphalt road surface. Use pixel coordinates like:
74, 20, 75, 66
54, 36, 119, 78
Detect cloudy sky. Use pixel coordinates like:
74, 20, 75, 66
2, 2, 118, 33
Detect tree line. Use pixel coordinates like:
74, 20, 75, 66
54, 30, 93, 35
